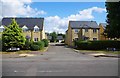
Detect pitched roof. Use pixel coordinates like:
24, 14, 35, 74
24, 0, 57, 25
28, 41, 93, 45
57, 36, 63, 40
69, 21, 99, 29
2, 17, 44, 30
100, 23, 107, 29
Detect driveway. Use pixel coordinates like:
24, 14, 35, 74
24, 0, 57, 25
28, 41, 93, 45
2, 43, 118, 76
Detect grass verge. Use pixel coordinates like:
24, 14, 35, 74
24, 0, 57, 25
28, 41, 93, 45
73, 49, 120, 55
0, 47, 48, 54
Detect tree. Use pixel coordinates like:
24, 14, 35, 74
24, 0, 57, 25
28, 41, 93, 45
50, 32, 57, 42
105, 2, 120, 39
2, 19, 26, 50
58, 33, 65, 39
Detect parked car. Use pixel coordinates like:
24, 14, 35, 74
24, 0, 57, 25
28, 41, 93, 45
7, 47, 20, 51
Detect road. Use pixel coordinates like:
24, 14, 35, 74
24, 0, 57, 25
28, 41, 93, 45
2, 43, 119, 76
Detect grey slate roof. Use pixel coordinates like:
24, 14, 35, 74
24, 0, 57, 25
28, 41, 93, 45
2, 17, 44, 30
69, 21, 99, 29
100, 23, 107, 29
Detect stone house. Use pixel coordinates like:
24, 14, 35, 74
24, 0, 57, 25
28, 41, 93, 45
65, 21, 100, 46
0, 17, 46, 42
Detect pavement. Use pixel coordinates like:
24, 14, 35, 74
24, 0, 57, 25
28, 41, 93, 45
1, 43, 119, 76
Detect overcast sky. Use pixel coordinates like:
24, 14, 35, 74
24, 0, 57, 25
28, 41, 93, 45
0, 0, 107, 34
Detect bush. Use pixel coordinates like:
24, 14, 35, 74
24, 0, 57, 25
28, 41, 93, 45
33, 41, 45, 50
22, 40, 32, 50
39, 41, 45, 50
42, 39, 49, 47
75, 40, 120, 50
30, 44, 40, 51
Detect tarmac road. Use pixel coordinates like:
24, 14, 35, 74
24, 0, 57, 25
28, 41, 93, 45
2, 43, 119, 76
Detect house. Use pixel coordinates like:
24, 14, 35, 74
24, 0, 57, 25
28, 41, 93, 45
0, 17, 46, 42
99, 23, 108, 40
65, 21, 100, 46
57, 35, 64, 43
47, 35, 52, 42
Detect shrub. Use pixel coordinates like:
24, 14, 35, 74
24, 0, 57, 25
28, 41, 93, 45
33, 41, 45, 50
30, 44, 40, 51
39, 41, 45, 50
22, 40, 32, 50
42, 39, 49, 47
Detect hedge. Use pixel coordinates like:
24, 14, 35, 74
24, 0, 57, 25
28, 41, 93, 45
75, 40, 120, 50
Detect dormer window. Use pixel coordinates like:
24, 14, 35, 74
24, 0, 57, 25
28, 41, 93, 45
34, 25, 39, 32
85, 29, 88, 32
22, 25, 28, 32
74, 29, 79, 33
0, 25, 5, 32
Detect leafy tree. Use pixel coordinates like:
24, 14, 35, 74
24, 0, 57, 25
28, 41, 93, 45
58, 33, 65, 39
50, 32, 57, 42
2, 19, 26, 50
105, 2, 120, 39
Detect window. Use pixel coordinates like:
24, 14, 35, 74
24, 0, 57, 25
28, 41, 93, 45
34, 38, 38, 42
74, 29, 79, 33
85, 29, 88, 32
93, 29, 97, 33
34, 25, 39, 32
23, 29, 28, 32
84, 37, 89, 40
93, 38, 97, 41
34, 28, 39, 32
22, 25, 28, 32
0, 25, 4, 32
75, 38, 78, 41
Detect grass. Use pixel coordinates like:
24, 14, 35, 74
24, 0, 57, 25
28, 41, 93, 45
0, 47, 48, 54
76, 49, 120, 54
0, 50, 31, 54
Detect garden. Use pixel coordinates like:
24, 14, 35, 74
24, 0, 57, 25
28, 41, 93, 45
1, 19, 49, 52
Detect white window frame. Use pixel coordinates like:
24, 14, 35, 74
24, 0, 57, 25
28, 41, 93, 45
22, 25, 28, 32
34, 25, 39, 32
0, 25, 4, 32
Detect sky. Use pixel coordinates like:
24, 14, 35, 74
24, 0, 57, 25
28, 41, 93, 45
0, 0, 107, 34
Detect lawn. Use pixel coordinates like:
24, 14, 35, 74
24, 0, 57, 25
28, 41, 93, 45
73, 49, 120, 55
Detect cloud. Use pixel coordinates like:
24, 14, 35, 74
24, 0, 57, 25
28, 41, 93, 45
0, 0, 46, 17
0, 1, 106, 34
45, 7, 106, 34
